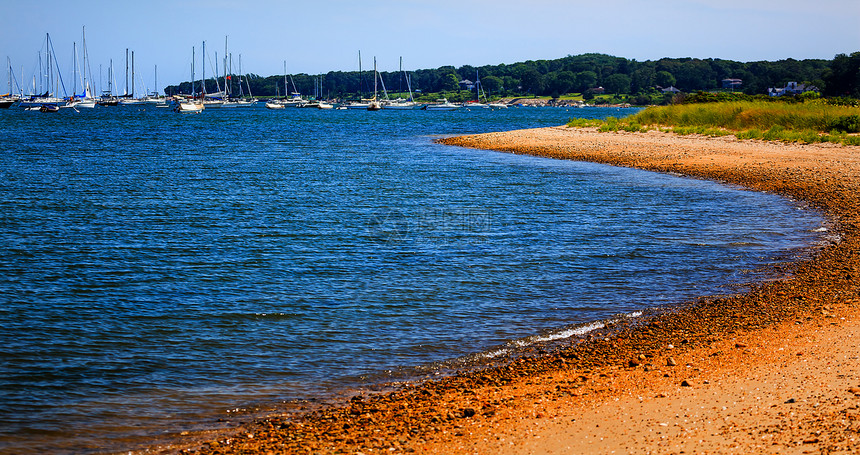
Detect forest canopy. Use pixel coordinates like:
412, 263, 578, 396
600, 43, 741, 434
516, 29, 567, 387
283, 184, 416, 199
165, 52, 860, 100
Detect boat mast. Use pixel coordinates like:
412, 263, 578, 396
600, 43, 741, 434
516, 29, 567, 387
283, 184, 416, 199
224, 36, 229, 98
202, 41, 206, 97
82, 26, 90, 98
45, 34, 49, 96
72, 41, 77, 98
125, 48, 129, 96
237, 54, 252, 99
191, 46, 196, 98
46, 33, 67, 99
358, 50, 363, 100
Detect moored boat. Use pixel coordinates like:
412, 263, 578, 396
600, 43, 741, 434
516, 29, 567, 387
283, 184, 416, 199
174, 98, 204, 113
423, 98, 460, 111
462, 101, 489, 109
367, 57, 383, 111
19, 96, 66, 109
0, 95, 18, 108
175, 45, 205, 114
383, 98, 417, 110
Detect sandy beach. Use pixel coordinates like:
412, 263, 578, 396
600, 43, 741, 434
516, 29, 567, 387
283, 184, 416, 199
156, 127, 860, 454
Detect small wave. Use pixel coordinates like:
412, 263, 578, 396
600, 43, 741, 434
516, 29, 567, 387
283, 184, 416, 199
812, 227, 828, 232
480, 349, 509, 359
515, 321, 606, 346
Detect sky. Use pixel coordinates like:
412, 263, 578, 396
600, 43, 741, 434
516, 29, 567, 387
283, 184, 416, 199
2, 0, 858, 95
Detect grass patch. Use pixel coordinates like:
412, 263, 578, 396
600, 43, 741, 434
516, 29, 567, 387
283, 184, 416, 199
567, 99, 860, 146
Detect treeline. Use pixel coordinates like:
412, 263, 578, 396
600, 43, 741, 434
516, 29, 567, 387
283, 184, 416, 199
165, 52, 860, 99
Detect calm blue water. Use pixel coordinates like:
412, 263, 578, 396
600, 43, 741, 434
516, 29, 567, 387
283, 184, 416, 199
0, 105, 825, 453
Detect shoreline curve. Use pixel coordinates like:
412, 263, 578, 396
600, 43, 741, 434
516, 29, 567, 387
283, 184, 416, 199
148, 127, 860, 454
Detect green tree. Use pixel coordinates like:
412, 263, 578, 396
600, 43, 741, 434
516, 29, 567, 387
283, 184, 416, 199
442, 72, 460, 92
675, 59, 716, 91
481, 75, 503, 94
655, 71, 676, 88
574, 71, 598, 92
824, 52, 860, 97
604, 73, 632, 94
544, 72, 573, 96
518, 67, 544, 94
631, 66, 656, 93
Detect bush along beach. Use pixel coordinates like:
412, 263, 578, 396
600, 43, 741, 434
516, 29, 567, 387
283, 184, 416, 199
568, 96, 860, 146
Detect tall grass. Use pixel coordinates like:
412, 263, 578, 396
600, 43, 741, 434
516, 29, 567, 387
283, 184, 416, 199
630, 101, 860, 132
567, 100, 860, 146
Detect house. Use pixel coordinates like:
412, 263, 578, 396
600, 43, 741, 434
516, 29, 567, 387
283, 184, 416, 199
661, 86, 681, 94
591, 86, 605, 94
458, 79, 475, 91
722, 78, 743, 89
768, 81, 820, 97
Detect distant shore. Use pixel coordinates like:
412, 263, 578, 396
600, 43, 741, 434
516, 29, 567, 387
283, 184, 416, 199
152, 127, 860, 454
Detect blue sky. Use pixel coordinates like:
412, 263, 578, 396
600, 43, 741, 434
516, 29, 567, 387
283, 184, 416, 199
2, 0, 858, 95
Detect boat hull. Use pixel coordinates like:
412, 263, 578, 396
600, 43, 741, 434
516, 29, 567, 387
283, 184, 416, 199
19, 97, 65, 108
174, 102, 204, 113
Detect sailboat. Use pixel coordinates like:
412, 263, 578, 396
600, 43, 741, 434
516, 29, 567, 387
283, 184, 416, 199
175, 46, 204, 113
68, 27, 96, 108
1, 57, 22, 108
231, 54, 256, 107
265, 65, 286, 110
462, 70, 488, 109
98, 59, 119, 106
118, 50, 147, 105
142, 65, 167, 106
367, 57, 382, 111
343, 51, 372, 109
19, 34, 67, 109
384, 57, 417, 110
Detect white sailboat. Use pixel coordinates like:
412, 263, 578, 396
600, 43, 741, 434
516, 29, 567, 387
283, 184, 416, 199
175, 46, 204, 113
19, 34, 67, 108
118, 49, 147, 105
342, 51, 372, 109
462, 70, 488, 109
69, 27, 96, 108
142, 65, 167, 106
384, 57, 417, 110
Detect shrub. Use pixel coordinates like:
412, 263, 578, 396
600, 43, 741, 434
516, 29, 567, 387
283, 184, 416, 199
827, 115, 860, 133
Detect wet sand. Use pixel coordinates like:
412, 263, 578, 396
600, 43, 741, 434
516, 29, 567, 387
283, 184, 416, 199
155, 127, 860, 454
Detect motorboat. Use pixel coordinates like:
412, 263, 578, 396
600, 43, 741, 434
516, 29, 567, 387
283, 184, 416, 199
423, 98, 460, 111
